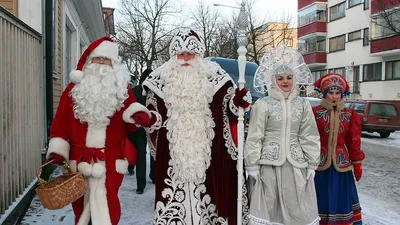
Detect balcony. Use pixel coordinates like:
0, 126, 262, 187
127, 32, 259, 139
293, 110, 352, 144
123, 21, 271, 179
370, 35, 400, 56
298, 21, 327, 38
299, 0, 327, 10
371, 0, 400, 15
303, 52, 327, 68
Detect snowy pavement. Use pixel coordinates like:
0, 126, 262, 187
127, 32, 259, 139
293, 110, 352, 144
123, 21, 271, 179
21, 134, 400, 225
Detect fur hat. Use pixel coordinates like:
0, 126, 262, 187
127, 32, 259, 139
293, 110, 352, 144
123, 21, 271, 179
169, 29, 205, 57
70, 36, 119, 83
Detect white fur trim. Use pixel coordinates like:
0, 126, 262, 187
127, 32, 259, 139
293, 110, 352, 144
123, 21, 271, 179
77, 162, 93, 177
68, 160, 77, 173
86, 124, 106, 148
143, 110, 163, 133
92, 162, 106, 178
122, 102, 151, 124
115, 159, 129, 174
70, 70, 85, 84
46, 137, 70, 161
89, 40, 119, 62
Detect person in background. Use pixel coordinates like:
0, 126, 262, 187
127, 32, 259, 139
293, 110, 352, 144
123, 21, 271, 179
312, 73, 365, 225
244, 46, 320, 225
127, 68, 155, 194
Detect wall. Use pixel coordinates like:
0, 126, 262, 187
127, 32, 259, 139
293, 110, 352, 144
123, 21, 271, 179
360, 80, 400, 100
17, 0, 41, 33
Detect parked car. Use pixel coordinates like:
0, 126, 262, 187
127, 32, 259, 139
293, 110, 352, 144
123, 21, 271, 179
344, 100, 400, 138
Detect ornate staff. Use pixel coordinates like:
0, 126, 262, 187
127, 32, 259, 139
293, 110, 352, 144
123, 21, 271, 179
236, 1, 248, 224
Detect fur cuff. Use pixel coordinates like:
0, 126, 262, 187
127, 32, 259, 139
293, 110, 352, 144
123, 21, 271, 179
78, 162, 93, 177
144, 110, 163, 133
46, 137, 70, 161
115, 159, 129, 174
123, 102, 151, 124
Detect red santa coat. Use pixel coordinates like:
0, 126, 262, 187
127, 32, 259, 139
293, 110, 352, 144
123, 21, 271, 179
142, 66, 249, 225
47, 83, 148, 225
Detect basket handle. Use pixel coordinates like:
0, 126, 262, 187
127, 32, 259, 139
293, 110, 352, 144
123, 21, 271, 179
36, 160, 73, 185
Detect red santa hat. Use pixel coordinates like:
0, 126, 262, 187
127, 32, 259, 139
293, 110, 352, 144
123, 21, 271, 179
70, 36, 119, 83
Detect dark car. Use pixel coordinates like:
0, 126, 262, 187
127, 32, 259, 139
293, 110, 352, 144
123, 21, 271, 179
345, 100, 400, 138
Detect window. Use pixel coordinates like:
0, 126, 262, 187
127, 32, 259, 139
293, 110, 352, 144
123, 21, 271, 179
330, 2, 346, 21
353, 66, 360, 93
298, 4, 327, 27
363, 28, 369, 46
349, 0, 362, 7
329, 35, 345, 52
364, 0, 370, 10
284, 38, 294, 47
348, 30, 362, 41
363, 63, 382, 81
334, 67, 346, 77
369, 103, 398, 117
312, 70, 326, 81
353, 103, 366, 113
303, 37, 326, 54
386, 60, 400, 80
345, 102, 352, 108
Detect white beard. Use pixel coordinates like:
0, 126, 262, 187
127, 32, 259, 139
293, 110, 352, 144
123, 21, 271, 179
161, 58, 215, 184
71, 63, 130, 128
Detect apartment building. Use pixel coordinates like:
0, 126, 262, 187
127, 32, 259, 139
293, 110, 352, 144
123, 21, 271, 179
298, 0, 400, 100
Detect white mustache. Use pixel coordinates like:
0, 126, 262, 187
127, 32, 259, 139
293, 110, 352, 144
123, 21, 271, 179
177, 59, 194, 66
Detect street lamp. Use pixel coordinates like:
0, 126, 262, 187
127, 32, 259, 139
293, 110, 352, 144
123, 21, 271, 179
215, 2, 248, 224
213, 3, 241, 9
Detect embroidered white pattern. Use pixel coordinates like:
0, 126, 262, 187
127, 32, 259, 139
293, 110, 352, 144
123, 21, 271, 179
261, 142, 280, 161
222, 87, 238, 160
266, 98, 282, 121
154, 160, 234, 225
145, 91, 160, 159
290, 144, 306, 163
291, 98, 304, 122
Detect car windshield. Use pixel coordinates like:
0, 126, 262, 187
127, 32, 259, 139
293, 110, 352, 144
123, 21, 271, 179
368, 103, 398, 117
353, 103, 366, 114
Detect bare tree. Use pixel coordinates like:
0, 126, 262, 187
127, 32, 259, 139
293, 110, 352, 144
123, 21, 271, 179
189, 0, 221, 57
212, 14, 240, 59
244, 0, 296, 65
371, 0, 400, 37
116, 0, 181, 79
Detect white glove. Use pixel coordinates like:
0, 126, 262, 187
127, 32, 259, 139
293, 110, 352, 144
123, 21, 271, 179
247, 170, 259, 179
306, 169, 315, 180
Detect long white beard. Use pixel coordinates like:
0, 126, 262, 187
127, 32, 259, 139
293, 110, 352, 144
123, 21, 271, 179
71, 63, 130, 128
161, 58, 215, 184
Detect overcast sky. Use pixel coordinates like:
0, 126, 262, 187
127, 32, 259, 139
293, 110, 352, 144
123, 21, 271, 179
102, 0, 298, 26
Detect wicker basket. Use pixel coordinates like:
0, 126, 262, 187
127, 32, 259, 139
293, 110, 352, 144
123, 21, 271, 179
35, 160, 87, 210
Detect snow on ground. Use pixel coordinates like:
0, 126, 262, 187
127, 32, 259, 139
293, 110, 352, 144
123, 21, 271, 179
22, 136, 400, 224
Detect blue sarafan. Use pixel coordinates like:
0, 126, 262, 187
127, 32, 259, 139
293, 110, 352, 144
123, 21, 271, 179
205, 57, 263, 104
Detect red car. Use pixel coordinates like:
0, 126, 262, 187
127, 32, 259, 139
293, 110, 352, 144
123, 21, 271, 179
344, 100, 400, 138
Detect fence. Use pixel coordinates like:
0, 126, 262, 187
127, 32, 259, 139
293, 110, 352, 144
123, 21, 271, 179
0, 6, 44, 218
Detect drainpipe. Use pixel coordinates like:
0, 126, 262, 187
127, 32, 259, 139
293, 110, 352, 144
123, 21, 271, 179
44, 0, 53, 140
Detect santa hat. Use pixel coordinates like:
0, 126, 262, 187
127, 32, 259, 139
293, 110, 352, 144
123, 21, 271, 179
169, 29, 205, 57
314, 73, 350, 97
70, 36, 119, 83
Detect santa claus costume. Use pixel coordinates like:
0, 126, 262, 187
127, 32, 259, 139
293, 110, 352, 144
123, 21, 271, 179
46, 37, 150, 225
312, 73, 365, 225
142, 29, 250, 225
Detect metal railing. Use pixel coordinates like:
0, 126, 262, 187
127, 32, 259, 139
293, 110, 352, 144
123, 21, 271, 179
0, 6, 44, 217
